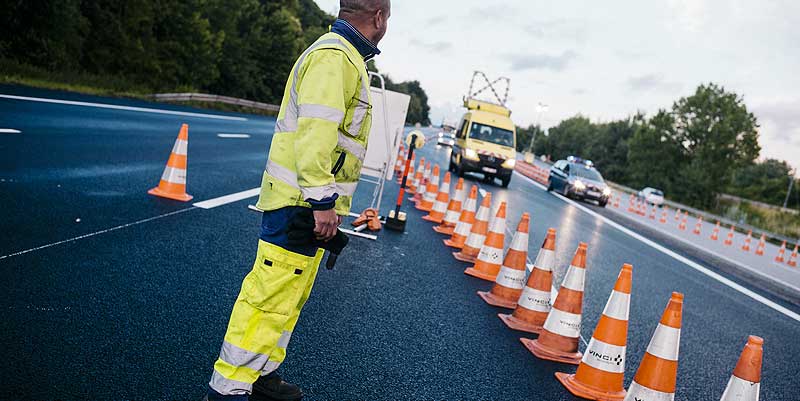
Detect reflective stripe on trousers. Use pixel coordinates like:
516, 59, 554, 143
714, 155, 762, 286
210, 240, 324, 396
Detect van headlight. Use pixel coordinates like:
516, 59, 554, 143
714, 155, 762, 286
501, 159, 516, 169
602, 187, 612, 196
573, 180, 586, 190
464, 148, 480, 161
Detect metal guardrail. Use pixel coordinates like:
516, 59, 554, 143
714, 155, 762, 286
151, 93, 280, 112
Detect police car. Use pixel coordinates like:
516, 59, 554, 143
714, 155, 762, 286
547, 156, 612, 207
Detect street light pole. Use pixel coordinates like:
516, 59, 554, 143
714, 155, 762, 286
783, 169, 796, 209
527, 102, 549, 155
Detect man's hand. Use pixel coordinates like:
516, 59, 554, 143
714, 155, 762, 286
313, 209, 339, 241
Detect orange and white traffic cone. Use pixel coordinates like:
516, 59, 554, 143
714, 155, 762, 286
393, 145, 405, 177
724, 225, 735, 246
398, 153, 414, 184
416, 164, 440, 212
674, 208, 682, 221
628, 196, 636, 213
613, 195, 620, 208
755, 234, 767, 256
719, 336, 763, 401
711, 221, 721, 241
411, 161, 430, 203
693, 215, 704, 235
423, 172, 450, 223
774, 241, 787, 263
623, 292, 684, 401
678, 212, 688, 231
522, 243, 588, 365
478, 213, 530, 308
444, 185, 478, 249
499, 228, 557, 333
649, 205, 656, 220
787, 244, 798, 267
742, 230, 753, 252
555, 264, 633, 400
659, 208, 668, 224
434, 178, 465, 235
457, 197, 500, 266
406, 161, 420, 193
148, 124, 193, 202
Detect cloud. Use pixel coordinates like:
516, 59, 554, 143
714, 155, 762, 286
752, 100, 800, 143
625, 74, 682, 92
467, 5, 521, 20
571, 88, 588, 95
508, 51, 577, 72
524, 19, 587, 44
409, 39, 452, 53
425, 15, 447, 25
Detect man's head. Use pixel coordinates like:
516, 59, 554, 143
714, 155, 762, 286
339, 0, 391, 45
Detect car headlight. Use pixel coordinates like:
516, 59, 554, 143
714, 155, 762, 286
573, 180, 586, 190
602, 187, 612, 196
464, 148, 480, 161
501, 159, 516, 169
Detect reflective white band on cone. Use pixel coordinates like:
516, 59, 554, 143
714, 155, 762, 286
581, 338, 626, 373
495, 266, 526, 289
454, 222, 471, 236
518, 287, 551, 312
509, 232, 529, 251
465, 234, 486, 249
624, 381, 674, 401
646, 324, 681, 361
477, 245, 503, 264
602, 291, 631, 321
542, 308, 581, 338
560, 266, 585, 291
720, 376, 760, 401
532, 248, 555, 271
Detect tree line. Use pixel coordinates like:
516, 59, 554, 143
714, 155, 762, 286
516, 83, 798, 212
0, 0, 431, 124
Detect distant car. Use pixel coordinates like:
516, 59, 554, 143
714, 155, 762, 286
547, 156, 612, 207
638, 187, 665, 206
437, 131, 455, 147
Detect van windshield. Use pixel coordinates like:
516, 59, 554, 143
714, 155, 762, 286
469, 122, 514, 147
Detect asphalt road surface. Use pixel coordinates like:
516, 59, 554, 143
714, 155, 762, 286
2, 85, 799, 400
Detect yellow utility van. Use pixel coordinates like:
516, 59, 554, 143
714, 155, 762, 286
449, 98, 517, 187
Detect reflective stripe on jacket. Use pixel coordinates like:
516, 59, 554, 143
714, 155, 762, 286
256, 32, 372, 216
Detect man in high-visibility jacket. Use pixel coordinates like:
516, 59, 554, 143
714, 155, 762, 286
207, 1, 391, 400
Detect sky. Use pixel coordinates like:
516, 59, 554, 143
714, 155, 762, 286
313, 0, 800, 170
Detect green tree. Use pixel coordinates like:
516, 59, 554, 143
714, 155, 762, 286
728, 159, 796, 207
627, 110, 687, 194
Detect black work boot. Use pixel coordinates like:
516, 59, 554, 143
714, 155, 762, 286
251, 372, 303, 401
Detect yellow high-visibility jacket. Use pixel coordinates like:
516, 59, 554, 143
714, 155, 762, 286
257, 32, 372, 216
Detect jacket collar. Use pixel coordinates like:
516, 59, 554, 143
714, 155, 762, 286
331, 19, 381, 61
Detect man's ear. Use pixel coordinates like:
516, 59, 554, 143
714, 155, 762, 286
374, 9, 384, 29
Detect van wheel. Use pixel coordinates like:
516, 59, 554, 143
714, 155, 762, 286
546, 180, 553, 192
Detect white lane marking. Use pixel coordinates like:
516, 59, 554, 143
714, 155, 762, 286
0, 94, 248, 121
217, 133, 251, 139
0, 128, 22, 134
0, 208, 195, 260
606, 208, 800, 294
513, 171, 800, 323
193, 188, 260, 209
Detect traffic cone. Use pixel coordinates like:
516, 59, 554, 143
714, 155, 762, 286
711, 221, 721, 241
649, 205, 656, 220
613, 195, 620, 208
674, 208, 682, 221
754, 234, 766, 256
724, 224, 735, 246
628, 196, 636, 213
499, 228, 557, 333
397, 153, 414, 184
719, 336, 763, 401
478, 213, 530, 308
423, 172, 451, 223
693, 215, 704, 235
393, 145, 405, 176
742, 230, 752, 252
774, 241, 786, 263
788, 244, 798, 267
463, 201, 506, 275
678, 212, 687, 231
434, 178, 465, 235
454, 194, 495, 264
622, 292, 684, 401
659, 208, 668, 224
522, 243, 588, 365
416, 164, 440, 212
406, 162, 420, 193
148, 124, 193, 202
444, 185, 478, 249
555, 264, 633, 400
410, 160, 427, 201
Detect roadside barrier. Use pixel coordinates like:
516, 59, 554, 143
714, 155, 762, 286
434, 178, 465, 235
742, 230, 753, 252
711, 221, 721, 240
499, 228, 557, 333
478, 213, 530, 308
453, 193, 492, 261
523, 243, 588, 365
556, 264, 633, 400
422, 171, 450, 223
775, 241, 786, 263
416, 164, 439, 212
724, 224, 735, 246
444, 185, 478, 249
148, 123, 193, 202
462, 200, 505, 272
787, 244, 797, 267
693, 216, 704, 235
515, 161, 550, 184
719, 336, 763, 401
755, 234, 766, 256
623, 292, 683, 401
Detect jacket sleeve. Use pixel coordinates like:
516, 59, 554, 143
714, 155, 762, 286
293, 49, 354, 203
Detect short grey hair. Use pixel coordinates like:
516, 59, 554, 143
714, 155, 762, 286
339, 0, 390, 16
